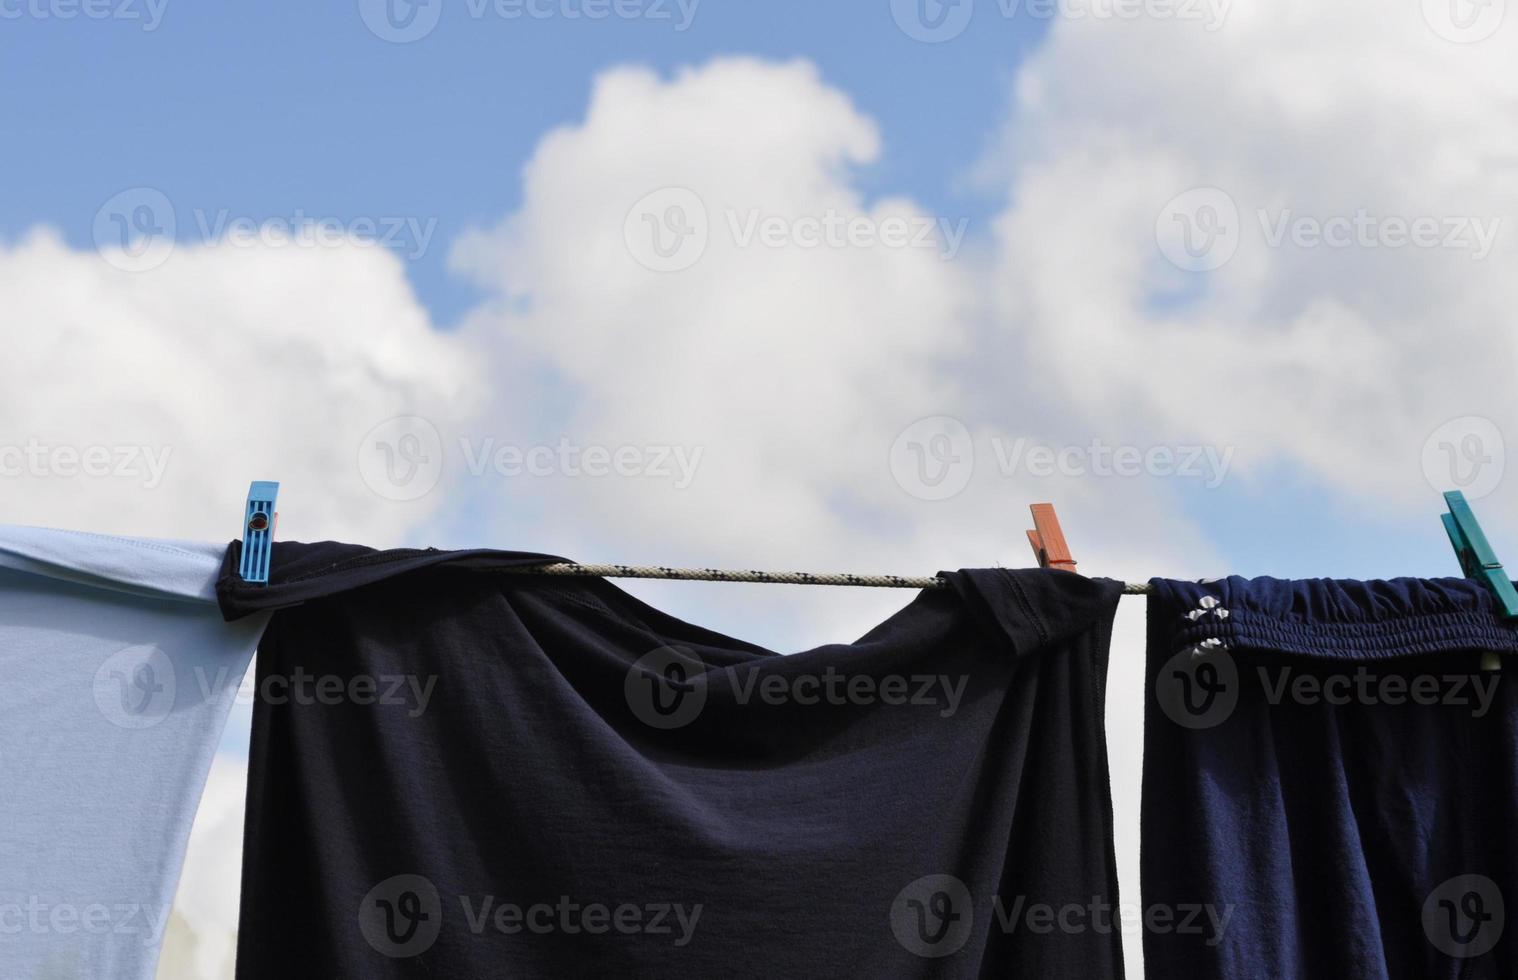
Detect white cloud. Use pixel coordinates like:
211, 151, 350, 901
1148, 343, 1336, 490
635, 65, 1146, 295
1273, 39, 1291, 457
449, 59, 979, 561
987, 0, 1518, 509
0, 228, 479, 544
444, 57, 1211, 643
21, 24, 1509, 970
0, 54, 1223, 633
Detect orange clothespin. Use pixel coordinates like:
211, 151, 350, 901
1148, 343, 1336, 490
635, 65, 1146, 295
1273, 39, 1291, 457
1026, 503, 1077, 572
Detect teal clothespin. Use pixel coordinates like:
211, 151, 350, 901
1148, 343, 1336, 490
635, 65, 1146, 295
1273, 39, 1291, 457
1441, 490, 1516, 670
239, 481, 279, 586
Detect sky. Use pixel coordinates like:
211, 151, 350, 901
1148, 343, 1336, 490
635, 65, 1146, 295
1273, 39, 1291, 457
0, 1, 1041, 322
2, 0, 1515, 976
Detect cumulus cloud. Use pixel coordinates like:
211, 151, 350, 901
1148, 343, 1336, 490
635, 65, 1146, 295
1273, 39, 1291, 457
451, 59, 976, 560
444, 57, 1206, 643
0, 53, 1218, 635
447, 59, 958, 635
22, 22, 1501, 974
0, 228, 479, 544
429, 38, 1518, 969
986, 0, 1518, 509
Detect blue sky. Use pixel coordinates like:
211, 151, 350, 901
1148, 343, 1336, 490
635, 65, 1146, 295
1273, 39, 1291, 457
8, 7, 1510, 971
0, 1, 1042, 322
0, 0, 1493, 584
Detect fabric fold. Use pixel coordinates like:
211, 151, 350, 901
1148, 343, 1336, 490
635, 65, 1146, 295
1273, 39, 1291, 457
216, 539, 569, 620
226, 541, 1127, 979
0, 526, 267, 980
0, 523, 226, 601
1143, 575, 1518, 980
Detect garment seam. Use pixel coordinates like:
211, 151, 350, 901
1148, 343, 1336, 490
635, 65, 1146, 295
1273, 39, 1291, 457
6, 527, 215, 562
1003, 569, 1050, 646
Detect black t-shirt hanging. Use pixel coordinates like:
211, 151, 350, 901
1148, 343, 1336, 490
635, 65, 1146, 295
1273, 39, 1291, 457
218, 541, 1126, 979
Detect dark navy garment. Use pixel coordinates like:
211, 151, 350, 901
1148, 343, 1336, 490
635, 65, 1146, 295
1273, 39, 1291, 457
1144, 576, 1518, 980
219, 542, 1126, 979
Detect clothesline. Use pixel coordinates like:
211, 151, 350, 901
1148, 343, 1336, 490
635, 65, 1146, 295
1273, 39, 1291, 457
240, 489, 1154, 593
497, 562, 1154, 594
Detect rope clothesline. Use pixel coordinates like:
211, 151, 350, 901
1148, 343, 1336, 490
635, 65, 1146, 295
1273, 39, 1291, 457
497, 562, 1154, 594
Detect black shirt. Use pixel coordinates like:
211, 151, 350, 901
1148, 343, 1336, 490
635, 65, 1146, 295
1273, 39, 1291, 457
220, 542, 1126, 979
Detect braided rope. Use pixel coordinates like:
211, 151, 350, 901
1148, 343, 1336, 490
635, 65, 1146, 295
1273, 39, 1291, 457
497, 562, 1152, 594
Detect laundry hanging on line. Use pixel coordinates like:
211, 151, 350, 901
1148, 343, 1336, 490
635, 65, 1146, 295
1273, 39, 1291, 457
0, 526, 269, 980
1144, 575, 1518, 980
4, 498, 1518, 979
217, 540, 1128, 979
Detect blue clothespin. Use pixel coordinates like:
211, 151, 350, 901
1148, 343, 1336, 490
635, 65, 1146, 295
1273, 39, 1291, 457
239, 481, 279, 586
1441, 490, 1516, 670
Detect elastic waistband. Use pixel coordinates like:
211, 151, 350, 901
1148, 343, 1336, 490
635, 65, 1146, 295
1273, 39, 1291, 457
1149, 576, 1518, 661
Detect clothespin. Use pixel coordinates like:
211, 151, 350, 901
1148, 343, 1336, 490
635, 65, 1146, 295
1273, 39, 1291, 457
1441, 490, 1515, 670
239, 481, 279, 586
1026, 503, 1077, 572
